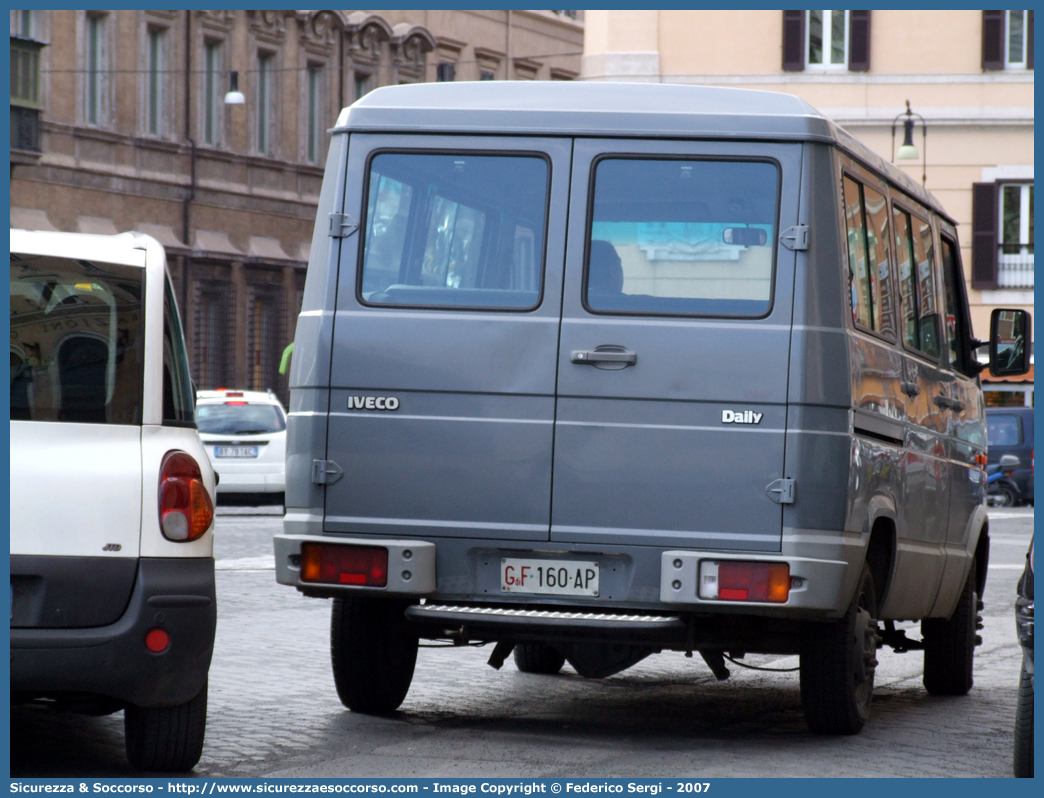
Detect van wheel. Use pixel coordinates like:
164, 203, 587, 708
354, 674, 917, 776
331, 597, 418, 714
124, 681, 207, 772
800, 564, 879, 734
513, 643, 565, 674
1013, 659, 1034, 777
922, 560, 978, 696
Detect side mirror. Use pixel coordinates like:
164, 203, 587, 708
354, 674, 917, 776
989, 308, 1032, 377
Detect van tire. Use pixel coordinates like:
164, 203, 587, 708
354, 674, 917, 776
922, 560, 977, 696
124, 681, 207, 772
1013, 659, 1034, 777
331, 597, 418, 714
800, 564, 879, 735
513, 643, 565, 674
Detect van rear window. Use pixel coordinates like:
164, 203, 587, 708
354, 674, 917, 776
585, 158, 779, 317
10, 254, 144, 424
359, 152, 549, 310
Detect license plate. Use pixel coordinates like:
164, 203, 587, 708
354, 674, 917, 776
215, 446, 259, 458
501, 558, 599, 597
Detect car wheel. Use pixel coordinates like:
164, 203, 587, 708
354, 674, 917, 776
331, 597, 418, 714
922, 560, 978, 696
513, 643, 565, 674
1013, 658, 1034, 777
124, 680, 207, 772
800, 564, 879, 734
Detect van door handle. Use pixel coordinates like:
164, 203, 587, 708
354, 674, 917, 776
933, 395, 964, 412
571, 348, 637, 366
900, 381, 920, 397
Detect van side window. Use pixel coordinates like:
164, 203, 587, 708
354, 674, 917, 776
585, 158, 779, 317
940, 235, 972, 376
843, 177, 896, 339
358, 152, 549, 311
163, 277, 195, 426
893, 206, 941, 360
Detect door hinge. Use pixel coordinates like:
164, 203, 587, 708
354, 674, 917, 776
766, 478, 796, 505
779, 224, 809, 251
311, 459, 344, 485
328, 212, 358, 239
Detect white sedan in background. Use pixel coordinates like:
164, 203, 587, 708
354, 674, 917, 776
195, 390, 287, 503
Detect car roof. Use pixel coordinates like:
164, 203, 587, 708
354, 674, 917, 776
195, 389, 284, 407
334, 81, 950, 222
10, 228, 151, 268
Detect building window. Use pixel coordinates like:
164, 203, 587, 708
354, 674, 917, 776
1006, 10, 1032, 68
782, 9, 870, 72
12, 10, 34, 38
193, 278, 235, 390
256, 52, 274, 155
552, 11, 579, 20
247, 283, 284, 395
436, 61, 456, 82
11, 30, 45, 152
306, 64, 322, 164
354, 71, 373, 101
479, 69, 495, 81
146, 28, 166, 136
202, 40, 222, 146
983, 10, 1034, 70
972, 180, 1035, 290
807, 10, 848, 68
84, 13, 106, 125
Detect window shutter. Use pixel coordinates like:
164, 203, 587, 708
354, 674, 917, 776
971, 182, 999, 290
982, 10, 1005, 70
1028, 10, 1034, 69
848, 11, 871, 71
782, 10, 805, 71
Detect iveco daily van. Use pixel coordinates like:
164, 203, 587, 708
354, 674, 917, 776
274, 83, 1031, 734
11, 229, 216, 771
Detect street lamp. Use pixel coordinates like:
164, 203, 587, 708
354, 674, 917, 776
891, 100, 927, 187
224, 71, 245, 105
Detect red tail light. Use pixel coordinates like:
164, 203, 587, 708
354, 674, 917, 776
300, 544, 388, 587
159, 451, 214, 542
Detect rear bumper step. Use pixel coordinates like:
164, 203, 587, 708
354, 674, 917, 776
405, 603, 685, 638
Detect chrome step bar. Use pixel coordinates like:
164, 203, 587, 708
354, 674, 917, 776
405, 603, 685, 634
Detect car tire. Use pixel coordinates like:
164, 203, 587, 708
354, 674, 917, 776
331, 597, 418, 714
1013, 659, 1034, 777
800, 564, 879, 735
513, 643, 565, 675
922, 560, 978, 696
124, 680, 207, 772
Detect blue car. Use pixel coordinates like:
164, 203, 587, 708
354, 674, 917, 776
987, 407, 1034, 505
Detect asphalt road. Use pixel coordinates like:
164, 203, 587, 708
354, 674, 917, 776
11, 506, 1034, 778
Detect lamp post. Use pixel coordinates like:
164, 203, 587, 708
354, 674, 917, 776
891, 100, 927, 187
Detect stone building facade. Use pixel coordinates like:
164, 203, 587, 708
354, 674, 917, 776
582, 10, 1033, 405
9, 9, 583, 401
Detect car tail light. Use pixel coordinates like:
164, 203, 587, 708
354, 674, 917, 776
159, 451, 214, 542
224, 391, 243, 397
699, 561, 790, 603
300, 543, 388, 587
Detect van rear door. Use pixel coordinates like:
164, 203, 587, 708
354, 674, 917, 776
323, 135, 570, 541
551, 140, 802, 552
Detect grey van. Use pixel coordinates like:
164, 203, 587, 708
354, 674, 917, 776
274, 83, 1031, 734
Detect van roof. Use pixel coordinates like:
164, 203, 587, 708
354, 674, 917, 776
335, 81, 952, 223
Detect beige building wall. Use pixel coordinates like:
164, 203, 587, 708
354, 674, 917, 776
582, 10, 1034, 352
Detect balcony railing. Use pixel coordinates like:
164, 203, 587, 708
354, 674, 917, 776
998, 252, 1034, 289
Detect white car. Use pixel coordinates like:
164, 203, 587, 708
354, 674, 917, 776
195, 390, 287, 501
10, 229, 216, 772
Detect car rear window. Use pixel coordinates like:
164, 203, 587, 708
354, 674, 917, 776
987, 414, 1022, 447
585, 157, 780, 317
195, 403, 286, 435
10, 253, 144, 424
358, 152, 549, 311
